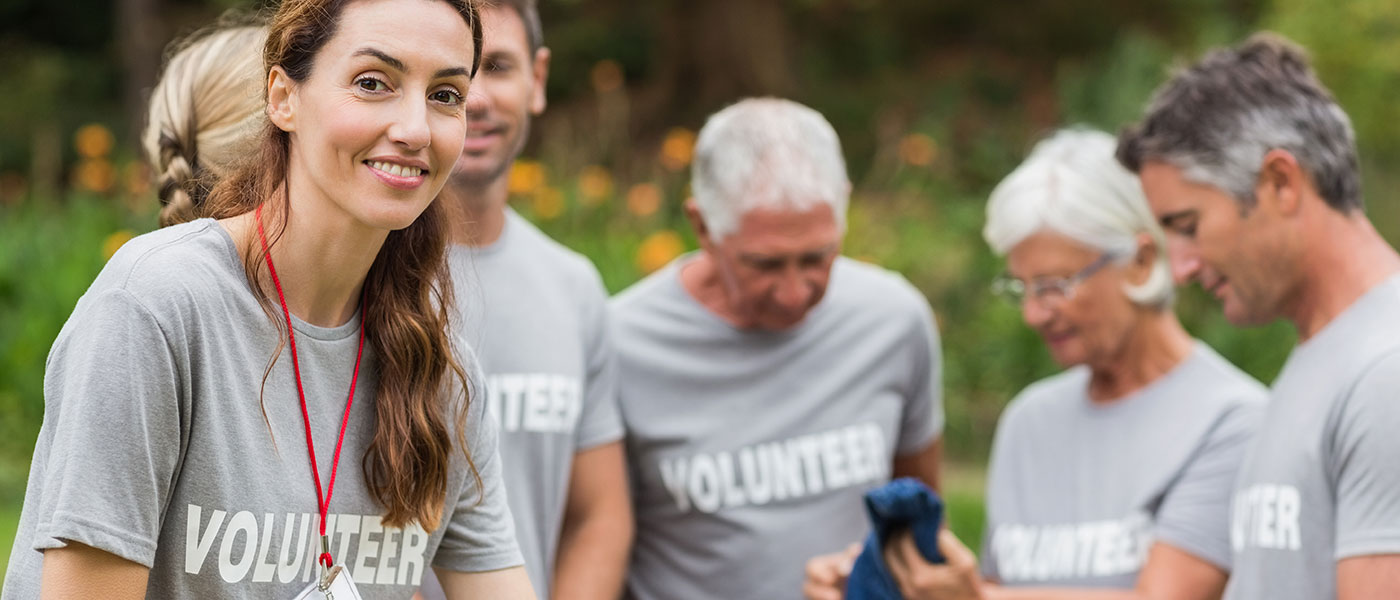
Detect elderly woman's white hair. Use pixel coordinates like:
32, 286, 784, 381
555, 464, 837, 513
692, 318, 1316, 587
984, 128, 1174, 308
691, 97, 851, 240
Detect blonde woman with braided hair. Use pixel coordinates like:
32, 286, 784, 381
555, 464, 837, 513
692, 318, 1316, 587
142, 22, 266, 226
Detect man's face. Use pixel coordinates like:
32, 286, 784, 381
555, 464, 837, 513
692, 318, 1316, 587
702, 204, 843, 331
1139, 161, 1293, 325
451, 5, 548, 184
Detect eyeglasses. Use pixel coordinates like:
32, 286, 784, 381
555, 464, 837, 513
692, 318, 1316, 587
991, 253, 1117, 307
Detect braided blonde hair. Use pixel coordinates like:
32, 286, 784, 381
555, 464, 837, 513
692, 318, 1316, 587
143, 24, 267, 226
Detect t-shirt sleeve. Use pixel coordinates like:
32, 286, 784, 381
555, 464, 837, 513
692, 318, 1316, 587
433, 360, 525, 573
1155, 399, 1263, 571
896, 297, 944, 456
573, 273, 624, 451
1330, 350, 1400, 560
28, 289, 185, 568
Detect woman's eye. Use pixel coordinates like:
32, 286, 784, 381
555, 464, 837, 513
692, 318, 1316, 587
356, 77, 389, 92
431, 89, 464, 105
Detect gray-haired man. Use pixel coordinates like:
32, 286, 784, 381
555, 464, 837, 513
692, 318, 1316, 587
1118, 33, 1400, 599
610, 98, 945, 599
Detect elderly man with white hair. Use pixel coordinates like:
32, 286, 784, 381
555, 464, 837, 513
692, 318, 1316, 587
803, 129, 1266, 600
610, 97, 946, 599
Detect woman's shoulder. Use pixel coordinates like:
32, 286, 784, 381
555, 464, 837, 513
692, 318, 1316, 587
1174, 342, 1270, 411
74, 219, 249, 332
94, 219, 245, 305
998, 367, 1091, 429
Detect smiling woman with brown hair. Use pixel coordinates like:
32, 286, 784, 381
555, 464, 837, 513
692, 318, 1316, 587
2, 0, 535, 597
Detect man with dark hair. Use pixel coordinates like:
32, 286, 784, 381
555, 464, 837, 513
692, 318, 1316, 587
1118, 32, 1400, 599
419, 1, 632, 598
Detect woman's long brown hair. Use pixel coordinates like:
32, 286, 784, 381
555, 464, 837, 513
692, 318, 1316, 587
200, 0, 485, 531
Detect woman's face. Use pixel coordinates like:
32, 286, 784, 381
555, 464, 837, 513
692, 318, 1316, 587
271, 0, 474, 231
1006, 230, 1140, 368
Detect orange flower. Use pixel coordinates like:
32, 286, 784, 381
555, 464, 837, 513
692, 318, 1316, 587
74, 159, 116, 193
659, 128, 696, 172
636, 230, 686, 274
591, 60, 624, 93
532, 187, 565, 220
75, 124, 115, 159
577, 165, 614, 207
102, 229, 136, 260
898, 133, 938, 167
626, 183, 663, 217
508, 160, 547, 195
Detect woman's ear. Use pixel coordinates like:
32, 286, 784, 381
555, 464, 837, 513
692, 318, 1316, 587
1131, 231, 1158, 284
266, 66, 297, 132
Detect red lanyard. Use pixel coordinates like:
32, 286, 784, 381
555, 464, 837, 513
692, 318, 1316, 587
256, 205, 366, 570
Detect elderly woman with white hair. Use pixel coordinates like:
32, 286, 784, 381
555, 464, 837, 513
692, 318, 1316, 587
803, 129, 1265, 600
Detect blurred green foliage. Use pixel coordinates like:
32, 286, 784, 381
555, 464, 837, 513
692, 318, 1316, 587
0, 196, 155, 502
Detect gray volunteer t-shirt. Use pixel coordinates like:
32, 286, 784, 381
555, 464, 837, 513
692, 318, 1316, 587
980, 343, 1265, 588
612, 255, 945, 600
424, 208, 621, 598
1224, 274, 1400, 600
2, 219, 521, 599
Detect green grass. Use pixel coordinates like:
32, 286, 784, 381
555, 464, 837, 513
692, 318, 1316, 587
0, 500, 19, 589
944, 461, 988, 555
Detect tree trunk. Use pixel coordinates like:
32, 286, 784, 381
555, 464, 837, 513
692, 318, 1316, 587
636, 0, 795, 131
116, 0, 163, 147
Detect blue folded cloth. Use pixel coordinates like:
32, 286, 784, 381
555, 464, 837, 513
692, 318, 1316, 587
845, 477, 945, 599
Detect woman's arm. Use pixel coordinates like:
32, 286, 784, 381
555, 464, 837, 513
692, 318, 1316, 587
434, 565, 536, 600
40, 542, 149, 600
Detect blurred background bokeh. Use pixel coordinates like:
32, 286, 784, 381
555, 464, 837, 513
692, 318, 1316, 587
4, 0, 1400, 577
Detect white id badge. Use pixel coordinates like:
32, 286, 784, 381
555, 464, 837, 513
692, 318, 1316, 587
292, 565, 364, 600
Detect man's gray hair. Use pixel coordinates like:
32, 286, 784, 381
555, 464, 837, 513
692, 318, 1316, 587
691, 98, 850, 240
1117, 32, 1362, 212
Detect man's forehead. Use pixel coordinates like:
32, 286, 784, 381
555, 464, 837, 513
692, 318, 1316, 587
1137, 160, 1199, 216
479, 5, 531, 54
733, 203, 838, 228
736, 241, 839, 259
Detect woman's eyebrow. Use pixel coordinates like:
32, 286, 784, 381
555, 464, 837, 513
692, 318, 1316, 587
353, 47, 468, 80
353, 47, 405, 71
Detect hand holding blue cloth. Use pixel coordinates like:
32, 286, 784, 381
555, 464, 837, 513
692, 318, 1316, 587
845, 477, 946, 599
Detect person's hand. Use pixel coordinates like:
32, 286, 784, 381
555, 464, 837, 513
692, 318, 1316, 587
884, 529, 986, 600
802, 542, 862, 600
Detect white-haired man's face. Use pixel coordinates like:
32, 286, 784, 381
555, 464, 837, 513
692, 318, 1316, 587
695, 203, 842, 330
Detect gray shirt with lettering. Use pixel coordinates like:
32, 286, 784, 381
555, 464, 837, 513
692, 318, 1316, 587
980, 343, 1265, 588
1225, 274, 1400, 600
2, 219, 521, 599
611, 255, 944, 600
426, 208, 622, 598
